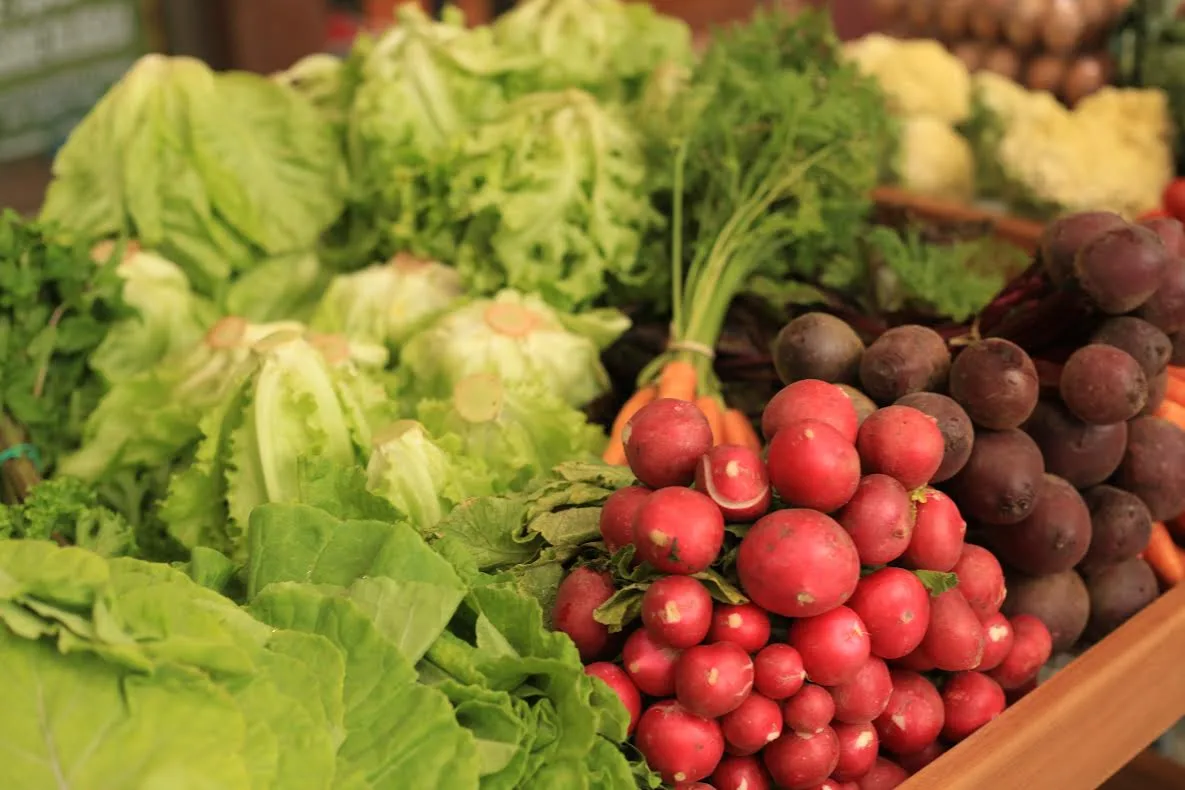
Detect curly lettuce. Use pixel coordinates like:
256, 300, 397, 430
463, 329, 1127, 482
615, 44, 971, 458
399, 290, 626, 407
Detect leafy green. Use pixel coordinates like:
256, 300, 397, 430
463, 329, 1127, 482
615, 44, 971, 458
0, 476, 135, 558
39, 54, 348, 298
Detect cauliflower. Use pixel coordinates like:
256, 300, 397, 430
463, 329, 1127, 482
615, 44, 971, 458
893, 116, 976, 202
971, 73, 1174, 218
843, 35, 972, 124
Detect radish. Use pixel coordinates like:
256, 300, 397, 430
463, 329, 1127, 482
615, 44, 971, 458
754, 643, 806, 700
900, 489, 966, 572
976, 612, 1015, 671
856, 406, 945, 489
834, 783, 862, 790
633, 487, 725, 575
624, 398, 714, 488
782, 683, 836, 734
767, 420, 862, 511
846, 568, 931, 660
807, 781, 847, 790
696, 445, 772, 522
987, 614, 1052, 690
762, 379, 860, 443
873, 670, 944, 756
921, 589, 985, 672
641, 575, 714, 649
737, 509, 861, 618
622, 628, 682, 697
584, 662, 642, 735
788, 605, 872, 686
836, 475, 915, 564
552, 567, 617, 661
892, 645, 935, 672
674, 784, 712, 790
951, 545, 1006, 619
832, 721, 879, 781
720, 692, 784, 755
940, 671, 1006, 742
599, 485, 650, 553
763, 726, 841, 790
856, 758, 909, 789
675, 641, 755, 718
707, 602, 772, 653
712, 755, 773, 790
896, 740, 945, 774
635, 700, 725, 785
829, 657, 892, 724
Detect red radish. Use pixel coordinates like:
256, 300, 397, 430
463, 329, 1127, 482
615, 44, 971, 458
763, 726, 841, 790
635, 700, 725, 785
782, 683, 836, 734
767, 420, 862, 511
806, 781, 846, 790
696, 445, 773, 522
641, 576, 714, 649
584, 662, 642, 735
675, 642, 755, 718
856, 406, 945, 490
836, 475, 915, 564
987, 614, 1052, 690
754, 643, 807, 700
633, 487, 725, 575
940, 671, 1007, 742
900, 489, 966, 572
976, 612, 1015, 671
623, 398, 713, 488
829, 657, 893, 723
599, 485, 650, 553
921, 589, 985, 672
712, 755, 773, 790
873, 670, 944, 756
846, 568, 931, 660
707, 603, 772, 653
892, 645, 935, 672
834, 783, 861, 790
552, 567, 617, 661
721, 692, 784, 755
788, 605, 872, 686
623, 628, 682, 696
674, 784, 713, 790
832, 721, 879, 781
763, 380, 860, 443
737, 509, 861, 617
951, 545, 1006, 619
856, 758, 909, 789
896, 740, 945, 774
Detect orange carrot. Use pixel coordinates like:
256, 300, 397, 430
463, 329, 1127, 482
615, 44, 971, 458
722, 408, 763, 452
1166, 372, 1185, 405
1146, 522, 1185, 587
602, 386, 657, 465
1168, 365, 1185, 382
695, 395, 725, 446
656, 359, 698, 402
1155, 398, 1185, 429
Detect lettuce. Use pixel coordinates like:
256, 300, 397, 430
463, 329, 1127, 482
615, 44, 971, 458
39, 55, 347, 297
400, 290, 626, 407
312, 254, 465, 348
159, 329, 396, 561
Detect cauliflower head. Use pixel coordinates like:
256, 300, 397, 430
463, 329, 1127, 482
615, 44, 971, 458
894, 116, 977, 202
844, 35, 972, 124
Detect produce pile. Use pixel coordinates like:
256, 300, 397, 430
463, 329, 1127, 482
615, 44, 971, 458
2, 1, 1185, 789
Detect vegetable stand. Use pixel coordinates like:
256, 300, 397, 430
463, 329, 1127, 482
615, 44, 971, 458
904, 581, 1185, 788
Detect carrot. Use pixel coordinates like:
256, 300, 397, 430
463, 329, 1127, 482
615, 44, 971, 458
656, 359, 697, 402
1166, 371, 1185, 405
722, 408, 763, 453
695, 395, 725, 446
1168, 365, 1185, 383
1146, 522, 1185, 587
602, 386, 657, 465
1155, 398, 1185, 429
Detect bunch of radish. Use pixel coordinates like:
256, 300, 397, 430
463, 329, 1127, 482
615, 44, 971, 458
554, 381, 1053, 789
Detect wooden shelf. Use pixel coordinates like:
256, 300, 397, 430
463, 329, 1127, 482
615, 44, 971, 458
870, 185, 1045, 253
903, 583, 1185, 789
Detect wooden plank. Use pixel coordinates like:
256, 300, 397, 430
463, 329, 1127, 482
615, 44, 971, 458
871, 185, 1046, 252
902, 583, 1185, 789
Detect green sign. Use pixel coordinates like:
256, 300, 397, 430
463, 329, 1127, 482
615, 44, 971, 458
0, 0, 146, 162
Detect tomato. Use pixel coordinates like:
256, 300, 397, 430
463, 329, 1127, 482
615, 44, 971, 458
1139, 208, 1172, 222
1162, 179, 1185, 223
